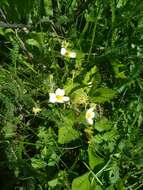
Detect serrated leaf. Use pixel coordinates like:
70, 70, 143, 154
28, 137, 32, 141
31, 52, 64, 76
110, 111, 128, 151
58, 126, 80, 144
72, 88, 88, 105
102, 129, 118, 142
94, 118, 112, 132
26, 39, 40, 48
91, 88, 116, 103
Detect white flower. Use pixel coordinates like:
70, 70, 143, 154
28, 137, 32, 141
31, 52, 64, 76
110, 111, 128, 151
49, 88, 70, 103
32, 107, 42, 115
61, 47, 67, 56
88, 82, 92, 88
86, 108, 95, 125
69, 51, 76, 58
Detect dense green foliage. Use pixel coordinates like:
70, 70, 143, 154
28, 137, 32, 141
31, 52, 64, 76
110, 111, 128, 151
0, 0, 143, 189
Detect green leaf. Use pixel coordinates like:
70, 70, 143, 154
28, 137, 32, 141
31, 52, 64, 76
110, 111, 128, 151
111, 61, 126, 79
48, 178, 58, 187
72, 172, 90, 190
115, 180, 127, 190
94, 117, 112, 132
48, 152, 59, 166
26, 39, 40, 48
109, 162, 120, 184
117, 0, 128, 8
88, 146, 104, 169
58, 126, 80, 144
83, 66, 97, 85
72, 172, 102, 190
31, 158, 47, 169
106, 186, 115, 190
58, 15, 69, 24
72, 88, 88, 105
44, 0, 53, 16
91, 88, 116, 103
64, 79, 79, 94
58, 112, 80, 144
3, 122, 16, 139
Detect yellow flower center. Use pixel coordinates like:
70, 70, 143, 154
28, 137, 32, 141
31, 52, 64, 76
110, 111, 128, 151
86, 112, 92, 119
56, 95, 63, 101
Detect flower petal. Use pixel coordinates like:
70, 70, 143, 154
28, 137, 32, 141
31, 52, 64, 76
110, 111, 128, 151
69, 51, 76, 58
87, 107, 94, 113
90, 111, 95, 119
86, 108, 95, 119
55, 88, 65, 96
55, 95, 64, 103
63, 96, 70, 102
49, 93, 56, 103
61, 47, 67, 55
86, 118, 94, 125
